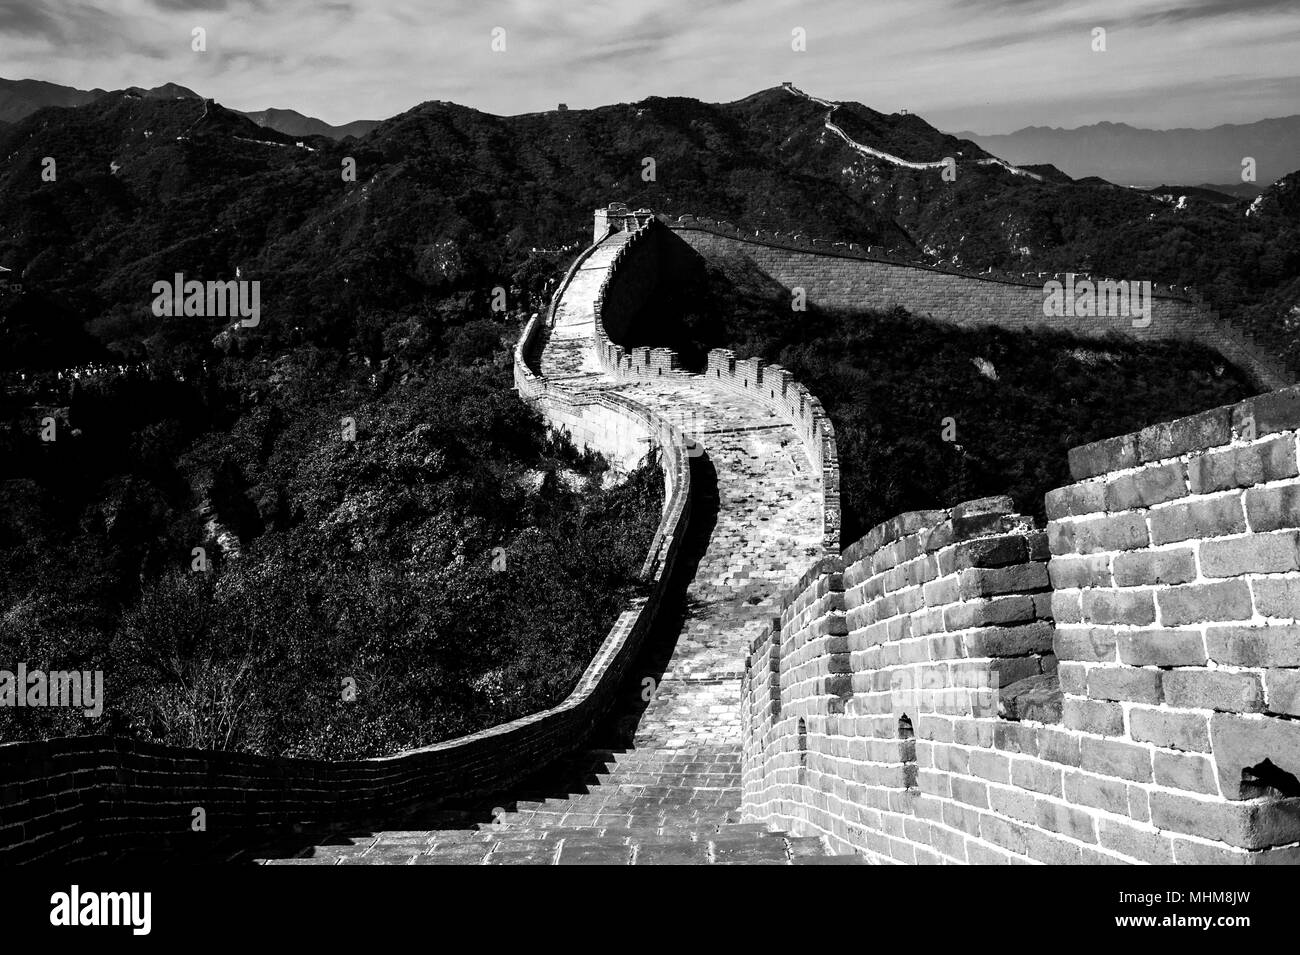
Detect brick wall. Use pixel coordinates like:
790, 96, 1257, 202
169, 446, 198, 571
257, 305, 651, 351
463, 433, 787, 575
668, 218, 1293, 391
743, 388, 1300, 862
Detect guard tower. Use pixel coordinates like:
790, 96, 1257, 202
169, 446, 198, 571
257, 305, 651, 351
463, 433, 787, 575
593, 203, 655, 243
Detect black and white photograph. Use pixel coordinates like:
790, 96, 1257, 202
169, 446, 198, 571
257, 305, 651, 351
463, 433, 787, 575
0, 0, 1296, 927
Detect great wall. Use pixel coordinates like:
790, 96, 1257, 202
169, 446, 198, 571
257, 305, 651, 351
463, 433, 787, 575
1, 203, 1298, 864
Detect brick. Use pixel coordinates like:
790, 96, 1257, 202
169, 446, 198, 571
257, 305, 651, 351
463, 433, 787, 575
1074, 513, 1150, 554
1035, 799, 1097, 843
1201, 531, 1300, 577
964, 621, 1055, 658
1010, 758, 1062, 796
957, 563, 1048, 599
1051, 590, 1082, 624
1128, 708, 1210, 752
1150, 790, 1300, 849
943, 595, 1037, 631
1056, 661, 1086, 694
978, 814, 1033, 857
1097, 818, 1174, 864
991, 655, 1044, 687
1045, 482, 1105, 521
1080, 736, 1153, 782
1149, 495, 1245, 545
1137, 406, 1231, 463
968, 749, 1010, 785
1063, 770, 1129, 814
1117, 629, 1207, 667
1047, 521, 1076, 557
966, 841, 1017, 865
1037, 728, 1082, 767
1244, 484, 1300, 533
1020, 825, 1083, 865
1156, 580, 1252, 626
1085, 666, 1162, 704
1063, 698, 1125, 735
1069, 432, 1138, 481
951, 776, 989, 809
1053, 627, 1117, 663
1082, 589, 1155, 626
1105, 463, 1186, 511
1209, 713, 1300, 798
1048, 554, 1112, 589
1162, 671, 1264, 713
1267, 669, 1300, 717
921, 576, 958, 606
1252, 577, 1300, 619
1233, 387, 1300, 438
1189, 435, 1298, 494
992, 722, 1038, 756
1111, 548, 1196, 587
1128, 785, 1151, 824
1206, 625, 1300, 667
1153, 750, 1218, 794
987, 785, 1037, 824
941, 536, 1028, 573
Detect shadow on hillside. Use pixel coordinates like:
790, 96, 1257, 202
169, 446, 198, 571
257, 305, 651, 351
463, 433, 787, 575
150, 452, 723, 864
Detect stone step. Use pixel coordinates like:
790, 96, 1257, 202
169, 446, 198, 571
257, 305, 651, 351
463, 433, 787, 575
263, 827, 859, 866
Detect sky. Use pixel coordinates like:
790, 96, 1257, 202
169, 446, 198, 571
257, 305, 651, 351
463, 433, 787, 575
2, 0, 1298, 133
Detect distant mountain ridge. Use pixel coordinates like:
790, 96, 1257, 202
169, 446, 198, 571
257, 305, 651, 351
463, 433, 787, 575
0, 77, 376, 140
956, 117, 1300, 188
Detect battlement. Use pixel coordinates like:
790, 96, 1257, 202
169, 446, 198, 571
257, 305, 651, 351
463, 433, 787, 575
664, 213, 1294, 391
744, 387, 1300, 864
586, 212, 841, 552
661, 212, 1198, 299
594, 201, 656, 244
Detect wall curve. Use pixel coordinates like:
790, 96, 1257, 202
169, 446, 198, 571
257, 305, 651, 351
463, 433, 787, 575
0, 237, 696, 864
666, 216, 1293, 391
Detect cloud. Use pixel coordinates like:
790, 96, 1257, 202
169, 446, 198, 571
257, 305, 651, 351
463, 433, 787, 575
0, 3, 60, 38
3, 0, 1296, 132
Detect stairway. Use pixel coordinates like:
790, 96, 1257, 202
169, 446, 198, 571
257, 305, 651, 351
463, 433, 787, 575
257, 746, 857, 865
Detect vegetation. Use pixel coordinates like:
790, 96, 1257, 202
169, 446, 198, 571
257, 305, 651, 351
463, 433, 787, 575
0, 345, 663, 757
643, 262, 1254, 542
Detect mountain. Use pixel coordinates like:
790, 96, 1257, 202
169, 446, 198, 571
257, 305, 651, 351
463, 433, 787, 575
955, 116, 1300, 188
240, 107, 379, 140
0, 77, 106, 122
0, 85, 1297, 370
1143, 184, 1242, 205
0, 76, 375, 140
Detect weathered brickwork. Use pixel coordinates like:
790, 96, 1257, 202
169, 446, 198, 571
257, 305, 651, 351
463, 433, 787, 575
668, 217, 1293, 391
743, 388, 1300, 864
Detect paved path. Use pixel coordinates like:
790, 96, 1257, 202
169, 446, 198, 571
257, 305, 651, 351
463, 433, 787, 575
258, 230, 854, 864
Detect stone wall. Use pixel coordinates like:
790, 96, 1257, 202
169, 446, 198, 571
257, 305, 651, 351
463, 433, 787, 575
668, 217, 1293, 391
742, 387, 1300, 863
588, 219, 841, 553
1, 245, 697, 865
